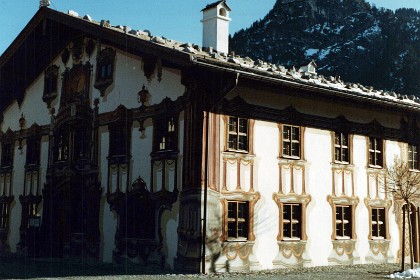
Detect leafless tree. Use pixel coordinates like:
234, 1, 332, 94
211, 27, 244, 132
384, 158, 420, 270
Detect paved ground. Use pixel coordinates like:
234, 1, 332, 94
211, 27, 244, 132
0, 254, 402, 279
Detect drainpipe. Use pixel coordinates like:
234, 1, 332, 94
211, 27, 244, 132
201, 72, 239, 274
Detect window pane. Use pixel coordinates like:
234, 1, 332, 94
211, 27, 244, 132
342, 134, 348, 146
228, 202, 236, 219
239, 119, 247, 134
283, 205, 290, 220
229, 118, 237, 133
283, 142, 291, 156
238, 202, 246, 219
291, 143, 300, 157
342, 147, 349, 162
291, 127, 299, 141
228, 134, 237, 150
237, 221, 247, 238
335, 134, 340, 145
238, 135, 247, 151
228, 221, 236, 238
283, 126, 290, 140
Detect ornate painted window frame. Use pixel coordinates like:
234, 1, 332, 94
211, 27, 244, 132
94, 47, 116, 96
223, 116, 254, 154
327, 195, 359, 240
278, 124, 304, 160
331, 131, 353, 165
220, 190, 260, 242
273, 193, 311, 241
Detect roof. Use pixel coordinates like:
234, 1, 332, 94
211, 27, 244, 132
1, 6, 419, 115
201, 1, 231, 12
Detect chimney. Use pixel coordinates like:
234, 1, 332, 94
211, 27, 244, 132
201, 1, 231, 54
39, 0, 50, 8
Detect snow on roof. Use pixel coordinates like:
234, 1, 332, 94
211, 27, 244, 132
64, 9, 420, 108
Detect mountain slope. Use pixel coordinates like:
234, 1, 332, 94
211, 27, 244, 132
230, 0, 420, 95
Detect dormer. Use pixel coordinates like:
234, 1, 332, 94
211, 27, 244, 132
201, 1, 231, 54
299, 60, 317, 75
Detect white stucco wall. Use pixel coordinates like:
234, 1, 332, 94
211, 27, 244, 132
216, 111, 404, 269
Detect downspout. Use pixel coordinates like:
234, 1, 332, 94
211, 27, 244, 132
202, 72, 239, 274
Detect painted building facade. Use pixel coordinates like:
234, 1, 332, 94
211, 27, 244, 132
0, 1, 419, 273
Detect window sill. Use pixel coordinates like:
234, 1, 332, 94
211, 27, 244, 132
278, 157, 306, 166
368, 165, 383, 169
335, 236, 351, 240
226, 238, 248, 242
223, 151, 255, 161
282, 237, 301, 242
371, 236, 385, 240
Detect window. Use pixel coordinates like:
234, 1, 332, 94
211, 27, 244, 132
55, 130, 69, 162
371, 208, 386, 239
227, 201, 249, 239
282, 203, 302, 240
0, 203, 8, 228
74, 127, 91, 160
26, 137, 40, 166
42, 65, 59, 108
109, 123, 129, 158
282, 125, 300, 158
335, 205, 352, 239
94, 47, 116, 96
227, 117, 248, 152
334, 132, 349, 164
154, 117, 177, 152
1, 143, 13, 168
408, 144, 418, 170
368, 137, 383, 167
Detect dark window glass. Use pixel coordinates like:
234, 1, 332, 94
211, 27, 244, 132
408, 144, 418, 170
335, 205, 352, 239
282, 203, 302, 239
369, 138, 383, 167
227, 201, 249, 239
283, 125, 300, 158
155, 117, 177, 151
0, 203, 8, 228
1, 143, 13, 168
26, 137, 40, 166
334, 132, 349, 163
228, 117, 248, 152
109, 123, 129, 157
371, 208, 386, 238
55, 130, 69, 162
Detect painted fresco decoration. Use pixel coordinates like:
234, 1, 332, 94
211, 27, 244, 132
0, 128, 15, 252
94, 47, 116, 96
61, 48, 70, 65
60, 63, 92, 108
85, 39, 95, 58
142, 55, 157, 82
107, 176, 177, 266
71, 36, 84, 64
17, 123, 42, 257
37, 60, 101, 259
42, 65, 59, 108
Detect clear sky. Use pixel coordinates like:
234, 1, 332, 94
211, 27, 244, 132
0, 0, 419, 55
